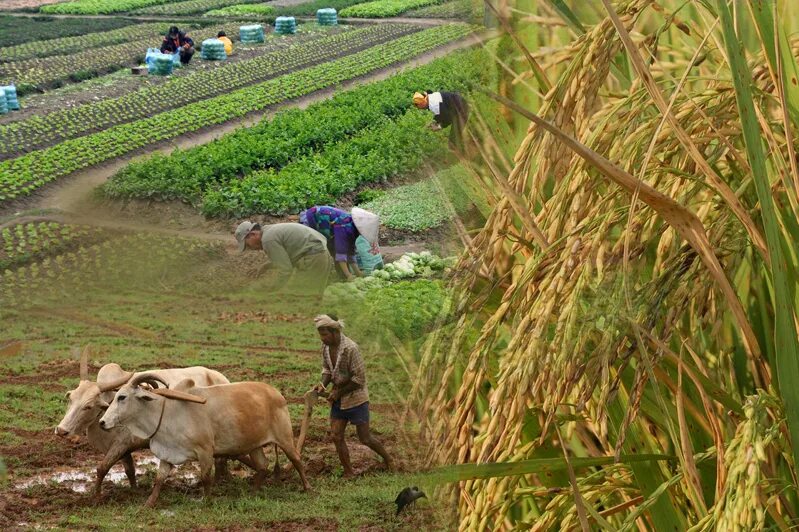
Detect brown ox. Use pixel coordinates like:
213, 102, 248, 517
99, 373, 310, 507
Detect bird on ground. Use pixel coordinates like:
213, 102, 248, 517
395, 486, 427, 516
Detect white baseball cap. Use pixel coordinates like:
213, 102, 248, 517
234, 221, 260, 252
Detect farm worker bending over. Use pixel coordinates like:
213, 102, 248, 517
355, 235, 383, 275
312, 314, 393, 477
235, 221, 333, 294
217, 31, 233, 55
161, 26, 195, 65
413, 90, 469, 152
299, 206, 380, 281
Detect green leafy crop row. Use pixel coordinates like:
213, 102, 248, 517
0, 22, 171, 62
360, 165, 472, 231
0, 24, 474, 205
104, 47, 488, 204
0, 24, 233, 94
204, 3, 275, 17
340, 0, 444, 18
0, 222, 96, 270
0, 24, 412, 158
133, 0, 263, 15
201, 110, 448, 217
0, 15, 135, 49
0, 232, 222, 306
273, 0, 364, 17
41, 0, 172, 15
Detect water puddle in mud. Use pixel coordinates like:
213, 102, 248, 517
12, 455, 206, 493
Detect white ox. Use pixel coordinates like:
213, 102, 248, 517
55, 349, 230, 497
99, 373, 310, 507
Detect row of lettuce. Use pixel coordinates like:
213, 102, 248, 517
0, 23, 242, 94
0, 23, 474, 204
104, 46, 489, 218
39, 0, 448, 16
0, 23, 415, 157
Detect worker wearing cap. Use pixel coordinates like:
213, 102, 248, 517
299, 206, 380, 281
413, 90, 469, 151
161, 26, 195, 65
235, 221, 332, 294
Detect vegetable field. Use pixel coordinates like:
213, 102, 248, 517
0, 0, 486, 529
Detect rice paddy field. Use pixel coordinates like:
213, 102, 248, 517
3, 0, 799, 530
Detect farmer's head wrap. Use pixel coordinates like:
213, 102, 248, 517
412, 92, 428, 107
314, 314, 344, 331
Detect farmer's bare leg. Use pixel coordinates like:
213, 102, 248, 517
330, 418, 354, 477
355, 422, 393, 470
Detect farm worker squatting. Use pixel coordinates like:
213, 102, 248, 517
235, 221, 333, 294
312, 314, 394, 476
413, 90, 469, 152
161, 26, 195, 65
217, 31, 234, 55
299, 206, 381, 281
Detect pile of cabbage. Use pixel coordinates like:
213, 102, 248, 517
324, 251, 454, 302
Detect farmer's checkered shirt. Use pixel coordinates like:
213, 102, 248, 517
321, 334, 369, 410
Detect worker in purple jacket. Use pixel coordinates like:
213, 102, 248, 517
161, 26, 195, 65
413, 90, 469, 151
299, 206, 380, 281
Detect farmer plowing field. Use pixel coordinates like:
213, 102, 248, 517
412, 89, 469, 152
312, 314, 394, 477
235, 221, 333, 295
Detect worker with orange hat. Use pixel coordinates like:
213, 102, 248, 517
413, 90, 469, 151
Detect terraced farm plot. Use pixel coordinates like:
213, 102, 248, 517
0, 22, 174, 62
104, 48, 487, 207
0, 15, 135, 48
0, 23, 475, 205
0, 23, 416, 158
41, 0, 174, 14
132, 0, 264, 15
0, 23, 242, 93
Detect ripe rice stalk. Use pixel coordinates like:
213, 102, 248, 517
412, 0, 799, 529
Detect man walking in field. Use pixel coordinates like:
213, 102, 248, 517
235, 221, 333, 295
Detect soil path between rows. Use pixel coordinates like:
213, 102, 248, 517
2, 34, 482, 224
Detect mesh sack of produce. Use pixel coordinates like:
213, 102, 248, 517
240, 24, 265, 43
274, 16, 297, 35
1, 85, 19, 111
201, 38, 227, 60
0, 92, 7, 115
151, 53, 175, 76
316, 8, 337, 25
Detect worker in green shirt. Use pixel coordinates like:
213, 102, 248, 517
235, 221, 333, 294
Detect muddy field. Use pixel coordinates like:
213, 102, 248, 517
0, 225, 451, 530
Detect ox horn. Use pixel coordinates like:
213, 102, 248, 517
98, 371, 134, 393
151, 389, 207, 404
78, 346, 89, 381
129, 373, 169, 390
